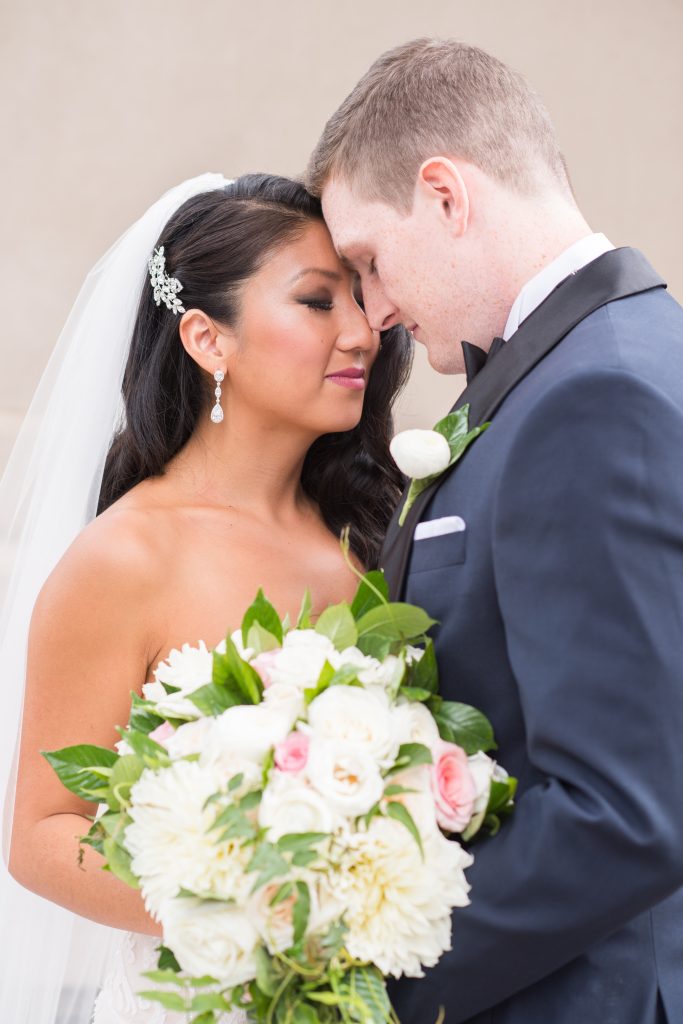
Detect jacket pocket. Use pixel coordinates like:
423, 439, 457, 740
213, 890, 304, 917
407, 528, 467, 574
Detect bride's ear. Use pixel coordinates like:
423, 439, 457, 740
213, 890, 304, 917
178, 310, 236, 375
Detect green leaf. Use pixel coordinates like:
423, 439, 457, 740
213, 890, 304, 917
190, 993, 231, 1013
42, 744, 118, 802
262, 746, 275, 788
304, 661, 359, 705
355, 603, 436, 643
189, 680, 243, 717
429, 700, 497, 754
383, 783, 418, 796
290, 1005, 319, 1024
117, 728, 170, 769
406, 638, 439, 695
156, 944, 181, 972
228, 772, 245, 792
254, 944, 280, 997
276, 832, 329, 853
386, 801, 424, 857
223, 636, 264, 705
107, 754, 144, 811
140, 968, 186, 986
190, 1013, 217, 1024
246, 621, 281, 656
103, 835, 139, 888
291, 849, 318, 868
315, 602, 358, 651
387, 742, 433, 775
351, 965, 392, 1023
246, 843, 289, 891
128, 693, 165, 735
292, 880, 310, 944
399, 686, 433, 702
350, 570, 390, 620
296, 588, 313, 630
242, 588, 283, 648
269, 881, 293, 906
356, 634, 392, 660
137, 991, 188, 1012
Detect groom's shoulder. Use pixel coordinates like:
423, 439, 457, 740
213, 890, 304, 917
517, 286, 683, 409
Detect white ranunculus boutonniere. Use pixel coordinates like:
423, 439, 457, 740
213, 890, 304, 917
390, 404, 490, 525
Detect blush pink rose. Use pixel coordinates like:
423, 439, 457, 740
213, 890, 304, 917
149, 721, 175, 746
251, 650, 281, 689
274, 731, 310, 773
430, 740, 476, 833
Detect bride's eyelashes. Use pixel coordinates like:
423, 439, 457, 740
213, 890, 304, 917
297, 296, 334, 312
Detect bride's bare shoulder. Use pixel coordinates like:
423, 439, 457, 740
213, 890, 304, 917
32, 482, 175, 628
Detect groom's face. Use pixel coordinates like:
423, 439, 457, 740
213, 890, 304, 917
322, 178, 469, 374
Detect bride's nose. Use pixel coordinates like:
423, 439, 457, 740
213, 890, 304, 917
336, 306, 376, 354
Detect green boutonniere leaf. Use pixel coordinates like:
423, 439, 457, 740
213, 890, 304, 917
398, 405, 490, 526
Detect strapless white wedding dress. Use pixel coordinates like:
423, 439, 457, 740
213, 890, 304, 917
91, 930, 248, 1023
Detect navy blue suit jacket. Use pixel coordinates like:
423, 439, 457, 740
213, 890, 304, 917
382, 250, 683, 1024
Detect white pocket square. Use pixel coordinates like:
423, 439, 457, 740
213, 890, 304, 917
414, 515, 466, 541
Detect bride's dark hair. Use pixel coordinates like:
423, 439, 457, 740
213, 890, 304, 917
98, 174, 412, 568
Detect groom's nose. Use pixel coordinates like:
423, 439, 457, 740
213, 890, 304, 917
362, 278, 400, 332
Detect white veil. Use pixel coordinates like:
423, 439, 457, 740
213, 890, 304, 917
0, 172, 232, 1022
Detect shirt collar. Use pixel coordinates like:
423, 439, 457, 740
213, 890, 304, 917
502, 233, 615, 341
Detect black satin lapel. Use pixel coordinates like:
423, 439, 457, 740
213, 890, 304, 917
380, 248, 666, 599
463, 247, 665, 426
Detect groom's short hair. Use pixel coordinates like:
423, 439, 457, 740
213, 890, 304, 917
307, 38, 573, 209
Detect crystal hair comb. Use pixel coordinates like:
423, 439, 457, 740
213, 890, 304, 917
148, 246, 185, 315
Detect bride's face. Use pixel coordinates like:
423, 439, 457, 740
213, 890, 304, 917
224, 221, 378, 437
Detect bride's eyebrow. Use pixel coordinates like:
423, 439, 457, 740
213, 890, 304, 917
289, 268, 343, 285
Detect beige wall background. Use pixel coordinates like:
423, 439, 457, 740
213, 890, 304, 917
1, 0, 682, 474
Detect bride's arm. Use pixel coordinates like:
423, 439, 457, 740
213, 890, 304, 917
8, 514, 164, 936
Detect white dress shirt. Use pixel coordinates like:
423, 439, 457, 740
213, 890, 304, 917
502, 233, 615, 340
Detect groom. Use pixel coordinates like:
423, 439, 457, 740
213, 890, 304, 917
308, 39, 683, 1024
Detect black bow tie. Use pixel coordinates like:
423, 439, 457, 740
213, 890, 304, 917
461, 336, 506, 384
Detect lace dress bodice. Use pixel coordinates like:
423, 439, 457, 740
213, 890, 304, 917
92, 930, 248, 1023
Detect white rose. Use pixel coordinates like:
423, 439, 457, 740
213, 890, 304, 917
338, 647, 405, 694
259, 770, 340, 840
204, 702, 297, 767
160, 897, 258, 987
468, 751, 496, 814
307, 685, 399, 768
253, 629, 337, 691
165, 717, 215, 760
331, 816, 472, 978
126, 760, 252, 916
262, 680, 306, 720
142, 641, 214, 719
306, 737, 384, 818
392, 701, 441, 752
390, 429, 451, 480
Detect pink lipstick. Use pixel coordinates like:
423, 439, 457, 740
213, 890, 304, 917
325, 367, 366, 390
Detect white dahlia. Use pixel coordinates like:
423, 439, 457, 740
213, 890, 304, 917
125, 760, 252, 916
142, 641, 214, 718
331, 816, 473, 978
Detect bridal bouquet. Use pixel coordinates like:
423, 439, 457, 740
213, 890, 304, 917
45, 541, 515, 1024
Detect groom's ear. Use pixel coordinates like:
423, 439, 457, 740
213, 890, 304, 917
415, 158, 469, 237
178, 309, 237, 373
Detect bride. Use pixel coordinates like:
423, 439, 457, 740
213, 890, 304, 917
0, 172, 411, 1022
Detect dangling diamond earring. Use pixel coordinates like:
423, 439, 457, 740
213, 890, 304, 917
211, 370, 225, 424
